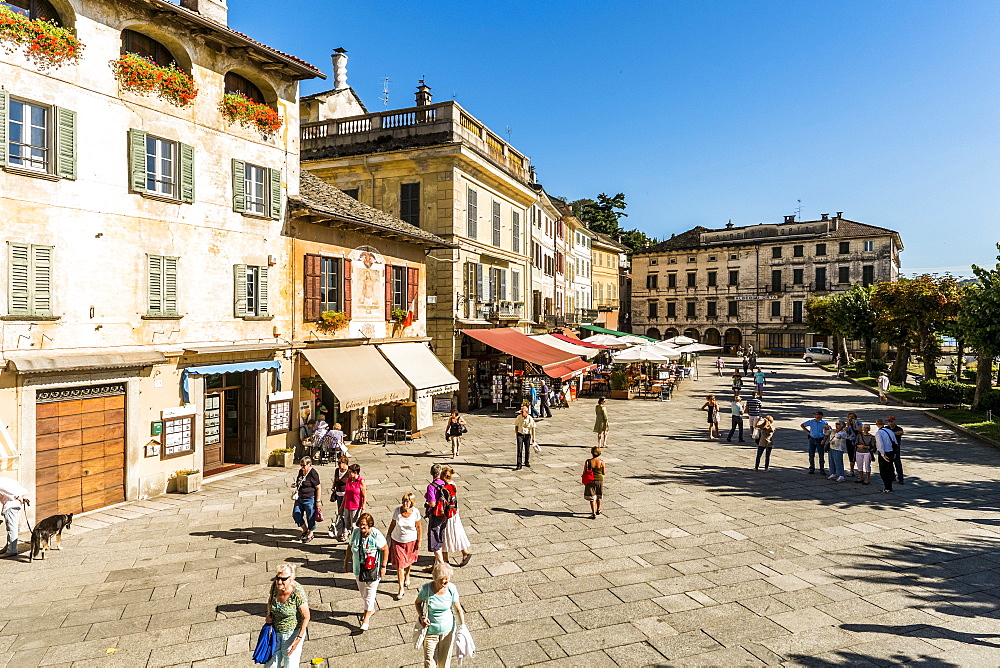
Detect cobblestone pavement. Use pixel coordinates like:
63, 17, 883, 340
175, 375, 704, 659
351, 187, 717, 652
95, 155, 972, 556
3, 358, 1000, 667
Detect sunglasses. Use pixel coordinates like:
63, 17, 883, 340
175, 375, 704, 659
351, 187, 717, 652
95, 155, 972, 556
274, 575, 291, 582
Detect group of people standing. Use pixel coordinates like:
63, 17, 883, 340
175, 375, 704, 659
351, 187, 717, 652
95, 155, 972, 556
701, 391, 776, 471
801, 411, 905, 492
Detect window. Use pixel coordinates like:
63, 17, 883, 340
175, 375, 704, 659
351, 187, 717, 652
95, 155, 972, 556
793, 268, 804, 285
770, 301, 781, 317
667, 273, 677, 289
391, 265, 407, 310
231, 159, 279, 217
771, 269, 782, 291
768, 333, 783, 349
146, 135, 175, 197
304, 255, 346, 321
729, 253, 738, 260
772, 247, 782, 259
707, 271, 717, 287
649, 258, 658, 266
667, 302, 677, 318
342, 188, 359, 200
7, 242, 52, 317
3, 95, 76, 179
792, 300, 803, 323
708, 255, 717, 262
512, 211, 520, 253
466, 188, 477, 238
728, 270, 739, 286
727, 300, 738, 317
648, 302, 658, 318
668, 257, 677, 264
224, 72, 266, 105
686, 272, 696, 288
863, 240, 875, 252
815, 243, 827, 256
147, 255, 178, 316
320, 257, 342, 312
862, 265, 875, 286
838, 266, 850, 284
707, 301, 717, 317
646, 274, 658, 290
815, 267, 827, 290
234, 264, 269, 317
385, 263, 419, 319
2, 0, 62, 23
492, 201, 501, 246
400, 182, 420, 226
122, 29, 178, 68
839, 241, 850, 254
793, 245, 804, 257
129, 130, 193, 202
686, 302, 696, 317
790, 333, 805, 349
512, 270, 520, 302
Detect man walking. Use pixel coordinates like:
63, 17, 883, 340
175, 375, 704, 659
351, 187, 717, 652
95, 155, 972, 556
539, 382, 553, 418
874, 418, 898, 492
727, 395, 745, 442
744, 392, 763, 432
0, 476, 30, 558
742, 355, 750, 375
877, 372, 890, 404
715, 357, 726, 376
801, 411, 831, 475
887, 415, 905, 484
528, 385, 540, 418
514, 405, 536, 470
753, 367, 767, 397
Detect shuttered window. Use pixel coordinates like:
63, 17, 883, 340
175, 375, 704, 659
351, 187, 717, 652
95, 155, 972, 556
492, 200, 501, 246
512, 211, 520, 253
231, 159, 281, 218
0, 93, 76, 179
234, 264, 269, 317
512, 270, 520, 302
400, 182, 420, 226
467, 188, 478, 238
128, 129, 193, 202
8, 242, 53, 317
147, 254, 178, 316
303, 254, 343, 321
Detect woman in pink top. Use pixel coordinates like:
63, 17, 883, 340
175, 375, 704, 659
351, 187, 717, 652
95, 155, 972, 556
338, 464, 366, 542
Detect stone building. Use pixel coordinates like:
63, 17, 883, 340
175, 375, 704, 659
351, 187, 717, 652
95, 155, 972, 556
565, 209, 595, 324
591, 232, 629, 331
630, 214, 903, 352
0, 0, 322, 518
528, 188, 568, 330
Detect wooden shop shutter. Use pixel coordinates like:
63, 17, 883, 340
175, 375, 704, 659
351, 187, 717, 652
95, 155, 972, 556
179, 142, 195, 203
407, 266, 419, 320
231, 159, 246, 213
128, 129, 148, 193
304, 254, 321, 321
384, 262, 394, 320
343, 259, 352, 318
54, 107, 77, 180
268, 168, 282, 219
233, 264, 248, 317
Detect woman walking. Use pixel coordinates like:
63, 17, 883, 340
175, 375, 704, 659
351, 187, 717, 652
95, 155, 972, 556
329, 422, 347, 460
854, 424, 875, 485
700, 394, 721, 439
292, 458, 321, 543
753, 415, 775, 471
264, 563, 310, 667
582, 446, 605, 519
344, 512, 388, 631
388, 492, 422, 600
445, 410, 467, 458
731, 371, 743, 395
440, 467, 472, 567
415, 562, 467, 668
593, 397, 609, 448
827, 422, 847, 482
328, 456, 350, 539
337, 463, 366, 542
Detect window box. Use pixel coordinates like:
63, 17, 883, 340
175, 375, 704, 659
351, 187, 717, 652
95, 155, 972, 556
0, 6, 83, 69
317, 310, 349, 332
220, 93, 282, 138
268, 449, 294, 467
110, 54, 197, 106
174, 469, 201, 494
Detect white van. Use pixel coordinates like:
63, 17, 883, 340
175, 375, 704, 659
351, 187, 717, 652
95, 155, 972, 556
803, 347, 835, 363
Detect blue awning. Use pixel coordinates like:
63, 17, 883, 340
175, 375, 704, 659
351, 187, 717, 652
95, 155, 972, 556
181, 360, 281, 402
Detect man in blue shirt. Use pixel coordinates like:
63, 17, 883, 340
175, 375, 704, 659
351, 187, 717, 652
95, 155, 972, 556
753, 368, 767, 397
800, 411, 831, 475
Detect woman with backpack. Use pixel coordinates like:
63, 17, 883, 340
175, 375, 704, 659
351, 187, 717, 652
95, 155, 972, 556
582, 446, 605, 519
445, 410, 467, 459
343, 512, 388, 632
425, 464, 448, 567
440, 467, 472, 567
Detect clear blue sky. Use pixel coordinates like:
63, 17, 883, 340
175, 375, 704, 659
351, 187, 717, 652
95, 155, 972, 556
233, 0, 1000, 275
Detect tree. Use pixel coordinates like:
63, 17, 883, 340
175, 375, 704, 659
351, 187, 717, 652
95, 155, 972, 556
806, 295, 849, 366
956, 244, 1000, 410
573, 193, 628, 236
871, 281, 917, 384
827, 285, 881, 374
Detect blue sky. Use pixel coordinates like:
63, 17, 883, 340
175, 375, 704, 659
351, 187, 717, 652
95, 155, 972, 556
233, 1, 1000, 275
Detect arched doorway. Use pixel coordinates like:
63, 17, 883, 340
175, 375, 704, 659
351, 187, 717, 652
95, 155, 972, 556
704, 328, 721, 346
724, 328, 742, 354
683, 328, 700, 342
664, 328, 679, 340
646, 328, 660, 340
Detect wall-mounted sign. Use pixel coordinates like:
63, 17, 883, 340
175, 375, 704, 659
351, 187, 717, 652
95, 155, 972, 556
150, 420, 163, 436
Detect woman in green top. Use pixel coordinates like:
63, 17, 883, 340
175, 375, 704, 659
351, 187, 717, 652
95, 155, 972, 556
593, 397, 609, 448
264, 563, 310, 668
415, 562, 466, 668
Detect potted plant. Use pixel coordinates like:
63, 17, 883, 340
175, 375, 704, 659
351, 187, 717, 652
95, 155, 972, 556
220, 92, 283, 138
390, 308, 408, 324
609, 368, 631, 400
110, 53, 198, 106
174, 469, 202, 494
0, 6, 83, 69
316, 310, 349, 333
269, 448, 295, 467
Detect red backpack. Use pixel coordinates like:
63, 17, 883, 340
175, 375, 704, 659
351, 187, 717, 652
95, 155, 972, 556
431, 482, 458, 518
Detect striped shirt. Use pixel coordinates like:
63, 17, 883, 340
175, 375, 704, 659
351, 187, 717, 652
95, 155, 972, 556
744, 398, 762, 417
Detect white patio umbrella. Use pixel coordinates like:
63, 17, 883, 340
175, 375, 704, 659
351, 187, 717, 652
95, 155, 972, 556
613, 344, 679, 362
663, 335, 698, 345
672, 343, 724, 354
583, 334, 632, 348
617, 335, 652, 345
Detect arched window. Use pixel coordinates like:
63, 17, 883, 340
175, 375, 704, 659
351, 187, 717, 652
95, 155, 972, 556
225, 72, 266, 105
2, 0, 62, 24
122, 29, 178, 68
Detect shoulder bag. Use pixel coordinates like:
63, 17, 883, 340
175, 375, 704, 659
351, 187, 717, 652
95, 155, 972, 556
357, 534, 379, 582
581, 459, 596, 485
291, 473, 303, 501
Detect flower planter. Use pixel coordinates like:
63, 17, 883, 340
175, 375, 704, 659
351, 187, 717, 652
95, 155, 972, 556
220, 93, 282, 138
610, 389, 632, 400
175, 471, 202, 494
269, 451, 295, 467
317, 310, 349, 333
0, 7, 83, 69
110, 53, 198, 106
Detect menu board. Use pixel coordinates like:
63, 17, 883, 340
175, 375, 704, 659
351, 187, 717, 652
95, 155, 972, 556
204, 394, 221, 447
162, 416, 194, 459
268, 399, 292, 435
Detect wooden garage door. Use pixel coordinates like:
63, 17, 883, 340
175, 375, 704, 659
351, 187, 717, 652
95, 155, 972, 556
36, 384, 126, 518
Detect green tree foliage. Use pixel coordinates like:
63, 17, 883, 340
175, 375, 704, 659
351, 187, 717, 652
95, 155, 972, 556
570, 193, 656, 254
806, 295, 849, 365
871, 281, 917, 384
827, 285, 881, 374
957, 244, 1000, 409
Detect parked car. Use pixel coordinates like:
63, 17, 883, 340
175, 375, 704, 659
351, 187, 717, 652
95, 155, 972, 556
803, 347, 835, 363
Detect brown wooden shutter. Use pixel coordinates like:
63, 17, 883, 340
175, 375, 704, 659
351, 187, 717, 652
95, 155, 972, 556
384, 262, 394, 320
304, 253, 321, 321
343, 259, 352, 319
407, 266, 419, 320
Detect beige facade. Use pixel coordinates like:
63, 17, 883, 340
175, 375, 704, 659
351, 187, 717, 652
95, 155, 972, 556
591, 233, 629, 331
0, 0, 321, 519
630, 214, 903, 352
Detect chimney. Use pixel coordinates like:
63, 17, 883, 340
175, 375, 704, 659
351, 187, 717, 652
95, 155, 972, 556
783, 214, 795, 223
415, 80, 432, 107
725, 221, 734, 229
331, 48, 348, 90
179, 0, 228, 25
835, 211, 843, 219
820, 213, 829, 221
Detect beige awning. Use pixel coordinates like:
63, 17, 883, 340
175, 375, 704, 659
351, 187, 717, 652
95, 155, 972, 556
5, 351, 166, 373
376, 342, 459, 399
183, 343, 282, 354
302, 346, 410, 411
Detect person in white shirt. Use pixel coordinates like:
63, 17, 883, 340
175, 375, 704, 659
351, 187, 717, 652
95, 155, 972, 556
877, 372, 891, 404
0, 477, 30, 557
513, 406, 536, 470
874, 418, 898, 493
726, 395, 746, 443
387, 492, 422, 600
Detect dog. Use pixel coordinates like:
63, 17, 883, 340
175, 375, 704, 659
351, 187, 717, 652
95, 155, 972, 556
30, 513, 72, 562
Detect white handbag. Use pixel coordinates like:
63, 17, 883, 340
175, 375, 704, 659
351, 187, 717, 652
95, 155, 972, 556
412, 625, 427, 648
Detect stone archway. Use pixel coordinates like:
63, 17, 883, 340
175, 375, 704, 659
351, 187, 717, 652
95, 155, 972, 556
646, 328, 661, 340
704, 328, 721, 346
725, 328, 742, 354
683, 328, 700, 342
664, 328, 679, 340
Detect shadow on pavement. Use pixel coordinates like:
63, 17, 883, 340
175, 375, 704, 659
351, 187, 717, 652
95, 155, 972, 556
490, 507, 578, 518
782, 650, 961, 667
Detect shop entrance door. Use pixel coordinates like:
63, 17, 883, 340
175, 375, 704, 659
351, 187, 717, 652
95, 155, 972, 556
204, 371, 257, 475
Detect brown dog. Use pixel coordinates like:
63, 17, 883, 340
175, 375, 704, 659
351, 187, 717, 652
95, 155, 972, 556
30, 513, 73, 562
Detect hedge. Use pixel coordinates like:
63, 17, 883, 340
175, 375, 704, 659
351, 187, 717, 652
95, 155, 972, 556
920, 379, 975, 403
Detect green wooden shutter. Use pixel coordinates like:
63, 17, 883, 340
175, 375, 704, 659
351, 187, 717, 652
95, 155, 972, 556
258, 266, 269, 315
128, 129, 147, 193
179, 142, 195, 203
0, 91, 8, 167
8, 243, 30, 315
53, 106, 77, 180
163, 256, 178, 315
31, 245, 53, 316
231, 159, 246, 213
234, 264, 248, 317
148, 254, 163, 314
268, 168, 282, 219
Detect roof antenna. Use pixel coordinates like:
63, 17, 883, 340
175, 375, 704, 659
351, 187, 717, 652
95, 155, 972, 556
795, 199, 803, 222
506, 125, 512, 142
381, 76, 390, 109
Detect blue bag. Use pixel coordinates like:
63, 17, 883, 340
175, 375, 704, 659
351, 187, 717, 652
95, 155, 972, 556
252, 623, 278, 664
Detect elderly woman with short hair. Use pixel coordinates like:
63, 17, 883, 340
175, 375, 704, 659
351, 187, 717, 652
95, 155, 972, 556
344, 512, 389, 631
264, 563, 310, 668
415, 562, 466, 668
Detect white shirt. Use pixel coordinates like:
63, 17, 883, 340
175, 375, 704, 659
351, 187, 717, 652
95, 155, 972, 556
877, 375, 890, 391
875, 427, 897, 454
391, 506, 421, 543
730, 401, 744, 416
829, 431, 847, 452
0, 477, 29, 512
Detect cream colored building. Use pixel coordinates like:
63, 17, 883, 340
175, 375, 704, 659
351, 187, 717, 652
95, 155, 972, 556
0, 0, 322, 520
591, 232, 629, 331
630, 214, 903, 352
565, 211, 595, 324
